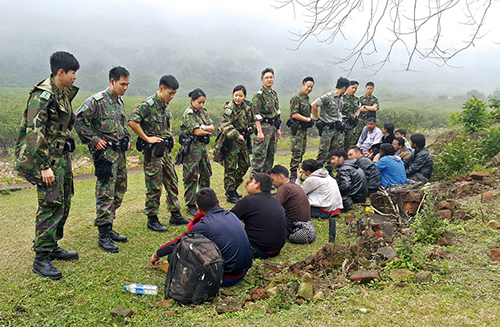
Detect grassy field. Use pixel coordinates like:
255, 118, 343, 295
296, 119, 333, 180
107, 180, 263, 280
1, 150, 500, 326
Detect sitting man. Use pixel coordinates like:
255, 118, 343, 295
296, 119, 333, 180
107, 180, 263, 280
270, 165, 317, 244
330, 149, 368, 212
150, 188, 252, 287
356, 117, 383, 155
395, 129, 412, 151
405, 133, 434, 184
375, 143, 407, 188
347, 146, 381, 194
295, 159, 343, 219
231, 173, 286, 258
392, 137, 411, 161
373, 122, 395, 162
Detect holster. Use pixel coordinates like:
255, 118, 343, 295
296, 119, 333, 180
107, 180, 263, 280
93, 151, 112, 184
316, 120, 325, 136
286, 118, 300, 136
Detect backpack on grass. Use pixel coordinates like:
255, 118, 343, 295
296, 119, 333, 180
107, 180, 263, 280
164, 233, 225, 304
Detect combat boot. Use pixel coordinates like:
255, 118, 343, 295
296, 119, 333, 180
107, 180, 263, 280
98, 225, 119, 253
290, 170, 297, 182
169, 211, 190, 225
147, 215, 169, 232
226, 191, 239, 204
236, 191, 243, 199
48, 247, 79, 261
33, 252, 63, 280
110, 228, 128, 243
186, 205, 198, 217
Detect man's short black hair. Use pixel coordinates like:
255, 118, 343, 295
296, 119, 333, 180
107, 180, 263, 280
366, 82, 375, 87
331, 149, 348, 160
302, 76, 314, 84
380, 143, 395, 156
196, 188, 218, 211
301, 159, 320, 173
109, 66, 130, 82
270, 165, 289, 178
347, 145, 362, 154
395, 129, 407, 137
261, 67, 274, 79
394, 137, 405, 147
253, 173, 272, 193
336, 77, 350, 89
383, 123, 395, 134
410, 134, 426, 149
367, 117, 377, 123
159, 75, 179, 90
233, 85, 247, 96
50, 51, 80, 76
349, 80, 359, 86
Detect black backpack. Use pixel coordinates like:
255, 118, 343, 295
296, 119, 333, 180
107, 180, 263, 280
164, 233, 225, 304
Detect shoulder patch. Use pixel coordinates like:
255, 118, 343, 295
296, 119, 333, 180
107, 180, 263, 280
224, 109, 232, 116
147, 98, 155, 106
40, 91, 51, 101
257, 90, 263, 95
93, 92, 104, 101
186, 108, 194, 114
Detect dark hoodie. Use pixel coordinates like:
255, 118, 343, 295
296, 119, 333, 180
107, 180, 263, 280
335, 159, 368, 211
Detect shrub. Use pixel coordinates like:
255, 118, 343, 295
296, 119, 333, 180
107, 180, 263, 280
413, 203, 446, 244
385, 238, 424, 272
480, 126, 500, 158
456, 96, 489, 132
432, 136, 482, 180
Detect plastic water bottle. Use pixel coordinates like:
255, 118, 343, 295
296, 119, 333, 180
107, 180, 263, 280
123, 284, 158, 295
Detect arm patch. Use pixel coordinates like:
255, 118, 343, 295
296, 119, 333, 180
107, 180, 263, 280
224, 109, 232, 116
40, 91, 51, 101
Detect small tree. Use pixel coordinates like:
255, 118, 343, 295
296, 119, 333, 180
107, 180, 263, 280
459, 96, 489, 132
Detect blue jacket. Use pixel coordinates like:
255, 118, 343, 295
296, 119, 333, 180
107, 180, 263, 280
376, 155, 407, 188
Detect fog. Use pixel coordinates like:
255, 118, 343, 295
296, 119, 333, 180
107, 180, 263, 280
1, 0, 499, 97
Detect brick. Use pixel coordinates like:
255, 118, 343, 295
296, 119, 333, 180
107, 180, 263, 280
406, 191, 423, 202
250, 289, 267, 301
491, 249, 500, 261
437, 236, 453, 246
429, 249, 447, 259
349, 270, 381, 284
481, 192, 493, 203
437, 209, 452, 219
404, 202, 420, 213
438, 201, 451, 210
345, 214, 357, 224
470, 171, 490, 180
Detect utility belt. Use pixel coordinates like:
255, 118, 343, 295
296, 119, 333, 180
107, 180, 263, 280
286, 118, 315, 136
108, 137, 129, 152
137, 136, 174, 163
193, 135, 211, 144
261, 117, 281, 129
237, 127, 254, 141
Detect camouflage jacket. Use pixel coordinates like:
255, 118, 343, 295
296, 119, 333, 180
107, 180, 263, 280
180, 105, 214, 135
218, 100, 256, 141
15, 77, 79, 184
315, 91, 343, 123
359, 95, 379, 120
75, 88, 130, 148
290, 91, 311, 118
252, 86, 280, 121
342, 94, 360, 119
128, 93, 172, 139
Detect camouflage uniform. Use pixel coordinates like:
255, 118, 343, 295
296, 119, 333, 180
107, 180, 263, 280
128, 93, 181, 216
180, 106, 213, 206
342, 93, 361, 150
75, 88, 130, 227
289, 91, 311, 177
251, 87, 280, 176
217, 100, 256, 192
15, 77, 78, 252
358, 95, 380, 121
315, 91, 344, 173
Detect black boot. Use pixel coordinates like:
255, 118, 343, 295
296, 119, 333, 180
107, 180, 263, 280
226, 191, 239, 204
48, 247, 79, 261
236, 191, 243, 199
186, 205, 198, 217
169, 211, 190, 225
290, 170, 297, 182
33, 252, 63, 280
147, 215, 169, 232
98, 225, 119, 253
110, 228, 128, 243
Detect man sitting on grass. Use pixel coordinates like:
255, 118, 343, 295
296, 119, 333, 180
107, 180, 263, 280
375, 143, 407, 188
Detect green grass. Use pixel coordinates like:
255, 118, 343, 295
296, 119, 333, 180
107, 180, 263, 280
1, 151, 500, 326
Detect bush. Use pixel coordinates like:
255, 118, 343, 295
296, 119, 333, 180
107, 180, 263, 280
385, 238, 424, 272
488, 96, 500, 122
456, 96, 489, 132
432, 136, 483, 180
480, 126, 500, 158
413, 203, 446, 244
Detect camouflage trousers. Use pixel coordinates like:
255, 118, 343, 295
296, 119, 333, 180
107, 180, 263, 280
316, 127, 344, 172
34, 154, 73, 252
251, 123, 277, 176
224, 140, 250, 192
290, 129, 308, 176
144, 149, 181, 217
183, 142, 212, 206
343, 124, 363, 150
95, 150, 127, 226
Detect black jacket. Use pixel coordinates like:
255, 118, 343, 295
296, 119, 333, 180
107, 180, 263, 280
336, 159, 368, 210
357, 156, 382, 194
405, 147, 434, 179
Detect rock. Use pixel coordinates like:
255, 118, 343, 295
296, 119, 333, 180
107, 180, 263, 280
415, 271, 432, 283
250, 289, 267, 301
437, 209, 452, 219
157, 299, 174, 308
296, 273, 314, 299
345, 214, 357, 224
406, 191, 423, 202
404, 202, 419, 214
491, 249, 500, 261
110, 306, 134, 317
487, 220, 500, 229
358, 258, 372, 269
323, 243, 353, 269
313, 291, 324, 301
376, 246, 396, 263
349, 270, 381, 284
262, 262, 282, 273
470, 171, 490, 180
465, 210, 476, 220
481, 192, 493, 203
389, 269, 415, 281
429, 249, 447, 259
437, 236, 453, 246
295, 298, 304, 305
267, 274, 286, 290
221, 289, 235, 297
216, 298, 244, 314
438, 201, 451, 210
162, 261, 169, 274
375, 230, 385, 238
483, 176, 495, 186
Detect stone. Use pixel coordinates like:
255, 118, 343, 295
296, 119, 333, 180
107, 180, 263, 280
162, 261, 169, 274
437, 209, 452, 219
250, 289, 267, 301
404, 202, 419, 214
481, 192, 493, 203
470, 171, 490, 180
313, 291, 324, 301
465, 210, 476, 220
483, 176, 495, 186
437, 236, 453, 246
491, 249, 500, 261
452, 210, 466, 220
345, 214, 357, 224
375, 230, 385, 238
415, 271, 432, 283
349, 270, 381, 284
221, 289, 235, 297
376, 246, 396, 263
267, 274, 286, 290
110, 306, 134, 318
296, 273, 314, 299
406, 191, 423, 202
429, 249, 447, 259
216, 298, 244, 314
487, 220, 500, 229
157, 299, 174, 308
389, 269, 415, 281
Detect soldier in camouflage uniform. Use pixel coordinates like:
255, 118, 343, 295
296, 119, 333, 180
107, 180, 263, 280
75, 66, 131, 253
128, 75, 189, 232
15, 51, 80, 280
289, 77, 315, 181
342, 80, 362, 150
250, 68, 281, 177
357, 81, 380, 138
311, 77, 350, 174
215, 85, 256, 204
180, 88, 214, 216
